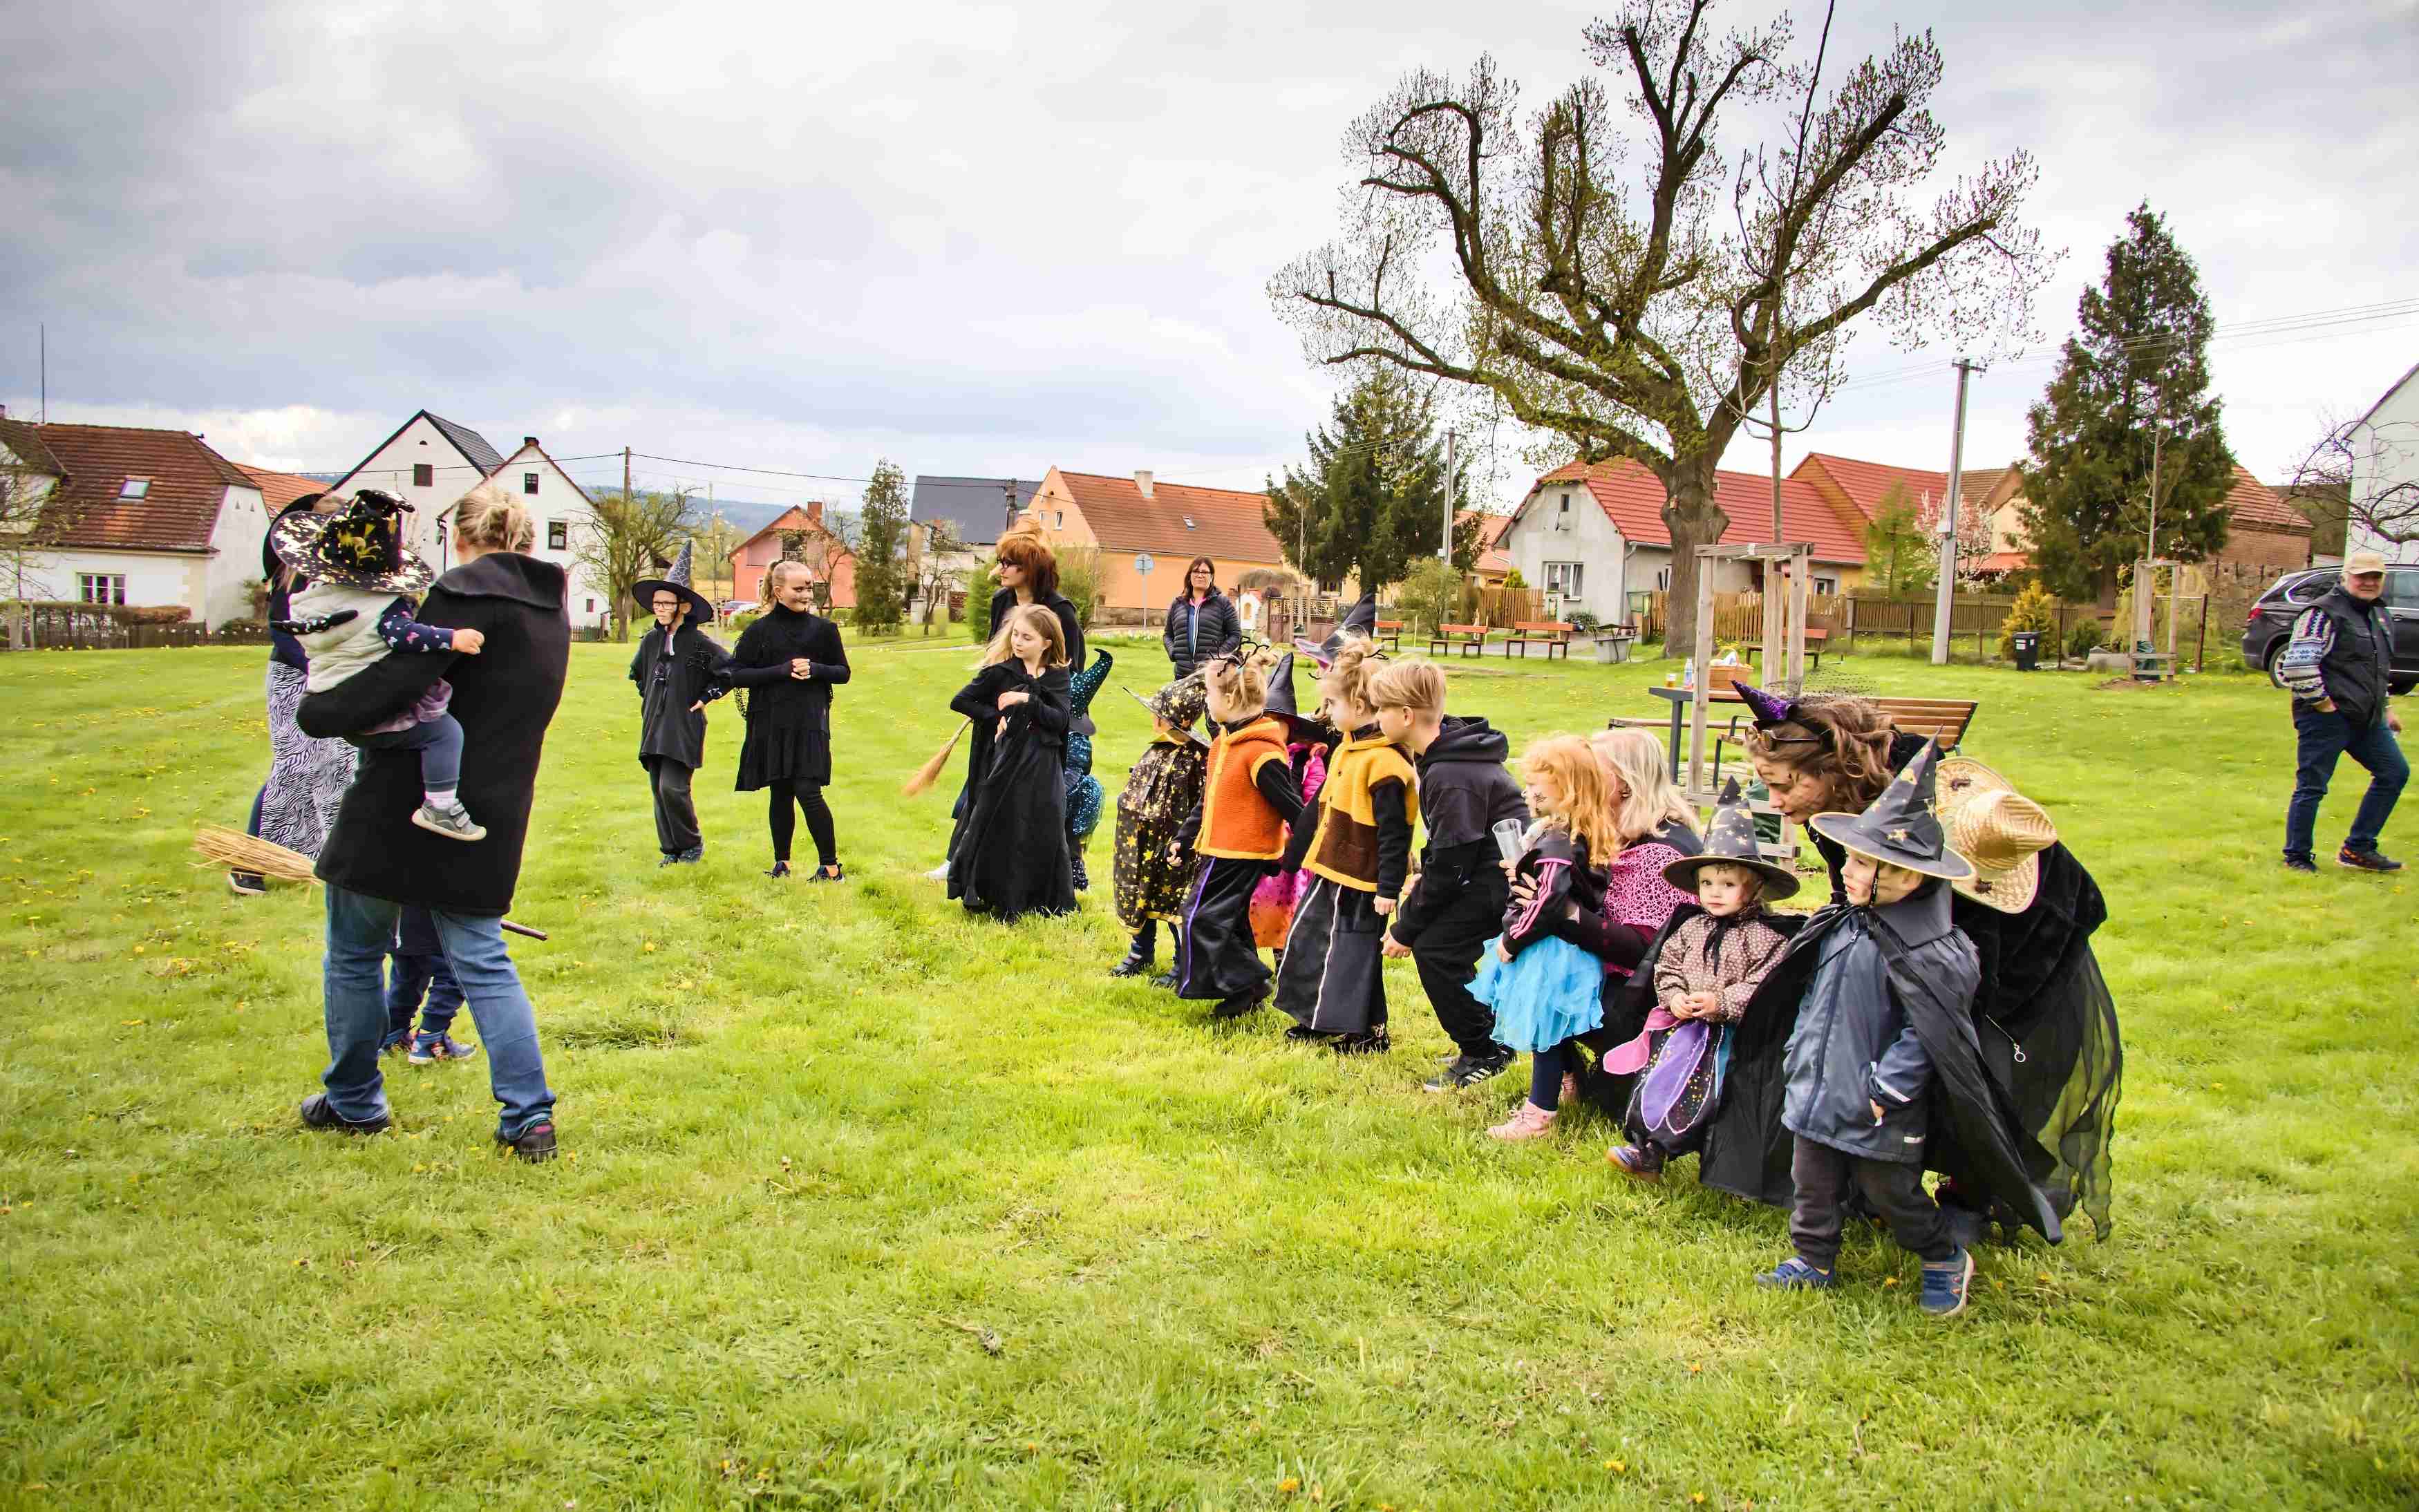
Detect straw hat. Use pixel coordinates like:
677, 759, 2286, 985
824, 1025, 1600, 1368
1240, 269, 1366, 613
1934, 756, 2058, 914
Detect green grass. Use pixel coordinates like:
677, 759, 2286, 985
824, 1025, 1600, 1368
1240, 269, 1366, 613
3, 640, 2414, 1510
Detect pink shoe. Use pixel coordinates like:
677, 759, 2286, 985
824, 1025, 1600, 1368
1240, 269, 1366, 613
1487, 1102, 1557, 1142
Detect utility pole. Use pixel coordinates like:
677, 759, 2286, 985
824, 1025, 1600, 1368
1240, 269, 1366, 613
2147, 415, 2164, 564
39, 323, 47, 424
1930, 358, 1979, 665
1002, 480, 1018, 536
1439, 427, 1457, 562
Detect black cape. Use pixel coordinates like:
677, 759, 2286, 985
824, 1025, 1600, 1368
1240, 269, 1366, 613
945, 662, 1076, 920
630, 622, 728, 770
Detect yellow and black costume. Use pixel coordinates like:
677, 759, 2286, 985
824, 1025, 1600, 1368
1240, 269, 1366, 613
1272, 725, 1417, 1048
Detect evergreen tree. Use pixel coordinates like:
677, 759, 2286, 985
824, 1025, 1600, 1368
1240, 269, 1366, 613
1862, 482, 1935, 596
853, 459, 910, 632
2020, 204, 2234, 603
1263, 370, 1478, 594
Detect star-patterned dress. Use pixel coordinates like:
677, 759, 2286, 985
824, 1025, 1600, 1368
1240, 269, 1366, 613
1113, 730, 1208, 929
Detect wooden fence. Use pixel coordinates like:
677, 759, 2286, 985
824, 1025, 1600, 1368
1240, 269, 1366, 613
9, 607, 268, 651
1626, 591, 2140, 663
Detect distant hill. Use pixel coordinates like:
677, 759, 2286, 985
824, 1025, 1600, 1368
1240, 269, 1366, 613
695, 498, 796, 540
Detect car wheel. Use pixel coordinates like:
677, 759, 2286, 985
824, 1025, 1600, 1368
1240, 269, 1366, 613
2266, 640, 2293, 690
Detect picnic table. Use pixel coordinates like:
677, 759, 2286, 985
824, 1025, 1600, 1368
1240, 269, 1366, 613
1635, 685, 1743, 783
1503, 621, 1573, 659
1428, 623, 1489, 657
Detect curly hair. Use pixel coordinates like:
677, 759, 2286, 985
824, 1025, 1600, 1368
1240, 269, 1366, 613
1743, 693, 1896, 811
1521, 735, 1621, 860
1320, 638, 1384, 723
1202, 648, 1270, 714
993, 523, 1060, 601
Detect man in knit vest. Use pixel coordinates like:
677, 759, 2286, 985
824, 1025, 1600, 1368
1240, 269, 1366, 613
2277, 549, 2406, 873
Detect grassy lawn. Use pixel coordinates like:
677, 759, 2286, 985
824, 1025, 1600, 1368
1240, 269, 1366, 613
2, 636, 2413, 1510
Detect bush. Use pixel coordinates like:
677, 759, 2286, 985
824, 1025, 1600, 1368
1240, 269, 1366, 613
1395, 560, 1462, 636
728, 610, 762, 636
1057, 547, 1100, 634
1567, 609, 1601, 634
1997, 582, 2058, 660
964, 560, 995, 642
2064, 618, 2108, 659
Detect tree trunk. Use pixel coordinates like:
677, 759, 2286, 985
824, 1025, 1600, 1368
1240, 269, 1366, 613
1659, 462, 1730, 659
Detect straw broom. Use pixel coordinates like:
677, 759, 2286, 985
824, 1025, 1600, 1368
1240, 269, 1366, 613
901, 719, 972, 796
191, 825, 549, 940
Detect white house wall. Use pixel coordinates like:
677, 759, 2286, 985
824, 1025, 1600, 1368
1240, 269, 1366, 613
48, 547, 205, 614
202, 484, 270, 627
2349, 368, 2419, 565
481, 446, 612, 628
1500, 484, 1631, 621
330, 415, 488, 565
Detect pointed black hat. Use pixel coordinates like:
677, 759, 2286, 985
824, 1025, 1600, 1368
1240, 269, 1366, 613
1662, 778, 1800, 899
1260, 650, 1327, 740
634, 539, 715, 624
1807, 739, 1974, 881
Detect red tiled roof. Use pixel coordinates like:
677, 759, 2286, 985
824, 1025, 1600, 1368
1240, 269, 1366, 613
1975, 550, 2031, 572
1056, 471, 1286, 563
1534, 457, 1868, 565
0, 415, 66, 478
2221, 464, 2308, 533
1794, 451, 2008, 522
30, 424, 252, 553
235, 464, 326, 514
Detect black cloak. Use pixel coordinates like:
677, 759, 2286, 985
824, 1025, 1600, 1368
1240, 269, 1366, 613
945, 661, 1077, 920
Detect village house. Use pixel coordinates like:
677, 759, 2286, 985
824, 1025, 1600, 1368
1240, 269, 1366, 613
2344, 359, 2419, 566
910, 475, 1040, 550
0, 409, 271, 627
1498, 457, 1868, 626
1019, 468, 1290, 621
727, 500, 860, 608
1466, 511, 1516, 587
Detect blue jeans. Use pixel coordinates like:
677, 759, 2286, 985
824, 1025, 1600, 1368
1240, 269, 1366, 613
321, 883, 554, 1135
354, 712, 462, 795
2286, 708, 2407, 857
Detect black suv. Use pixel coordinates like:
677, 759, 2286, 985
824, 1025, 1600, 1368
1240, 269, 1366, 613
2241, 565, 2419, 694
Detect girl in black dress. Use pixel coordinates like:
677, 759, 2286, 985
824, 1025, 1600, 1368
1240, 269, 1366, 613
726, 561, 853, 880
945, 605, 1077, 920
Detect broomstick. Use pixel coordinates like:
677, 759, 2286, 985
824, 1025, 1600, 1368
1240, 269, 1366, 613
191, 826, 549, 940
902, 719, 972, 796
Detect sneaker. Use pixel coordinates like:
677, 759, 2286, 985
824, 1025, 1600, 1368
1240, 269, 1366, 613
497, 1121, 557, 1162
2338, 846, 2404, 873
1756, 1256, 1836, 1290
379, 1032, 411, 1057
411, 802, 487, 843
1108, 948, 1155, 979
298, 1092, 390, 1136
228, 871, 267, 896
1333, 1027, 1391, 1056
766, 860, 792, 879
1486, 1100, 1556, 1140
1919, 1247, 1975, 1317
1149, 970, 1179, 991
676, 847, 703, 864
1607, 1144, 1665, 1180
1422, 1051, 1513, 1093
408, 1032, 478, 1065
807, 863, 845, 883
2281, 851, 2318, 873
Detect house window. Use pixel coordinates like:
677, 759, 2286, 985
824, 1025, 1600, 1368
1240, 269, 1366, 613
1813, 576, 1838, 596
1055, 511, 1065, 528
413, 464, 433, 487
117, 478, 150, 499
547, 520, 569, 551
584, 598, 596, 614
79, 574, 127, 605
1543, 561, 1584, 596
523, 471, 540, 495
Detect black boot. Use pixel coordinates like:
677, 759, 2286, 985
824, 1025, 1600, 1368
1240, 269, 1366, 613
1071, 851, 1091, 892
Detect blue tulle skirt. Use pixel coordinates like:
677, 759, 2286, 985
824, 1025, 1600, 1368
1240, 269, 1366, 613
1471, 933, 1604, 1054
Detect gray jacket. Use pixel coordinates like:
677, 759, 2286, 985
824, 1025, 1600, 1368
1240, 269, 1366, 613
1780, 881, 1977, 1164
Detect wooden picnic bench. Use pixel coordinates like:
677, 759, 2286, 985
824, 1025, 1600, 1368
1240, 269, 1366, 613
1503, 620, 1573, 659
1429, 623, 1489, 657
1373, 618, 1404, 652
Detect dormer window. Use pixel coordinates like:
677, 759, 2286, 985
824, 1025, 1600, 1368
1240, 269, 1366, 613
1182, 516, 1196, 529
118, 478, 150, 499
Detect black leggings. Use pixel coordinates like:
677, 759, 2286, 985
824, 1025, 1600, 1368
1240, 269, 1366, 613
767, 779, 837, 867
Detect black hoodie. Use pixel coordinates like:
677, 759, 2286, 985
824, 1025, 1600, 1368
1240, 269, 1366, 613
1389, 715, 1529, 944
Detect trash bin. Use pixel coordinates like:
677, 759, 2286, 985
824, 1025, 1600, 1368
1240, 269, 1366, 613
2011, 631, 2042, 672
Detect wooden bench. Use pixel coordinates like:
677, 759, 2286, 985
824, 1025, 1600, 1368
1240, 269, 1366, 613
1373, 618, 1404, 653
1711, 694, 1978, 783
1429, 623, 1489, 657
1503, 620, 1573, 659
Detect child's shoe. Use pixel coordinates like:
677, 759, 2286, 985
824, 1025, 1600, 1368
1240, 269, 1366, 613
1108, 947, 1154, 978
1607, 1144, 1664, 1180
1333, 1027, 1391, 1056
1149, 970, 1179, 991
1755, 1256, 1835, 1289
1486, 1102, 1556, 1141
1919, 1247, 1974, 1317
1560, 1070, 1581, 1106
766, 860, 792, 879
408, 1032, 478, 1065
412, 802, 486, 842
1071, 853, 1090, 891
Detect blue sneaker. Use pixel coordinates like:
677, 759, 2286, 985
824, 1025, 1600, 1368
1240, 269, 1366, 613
408, 1032, 479, 1065
1756, 1256, 1835, 1289
1919, 1248, 1974, 1317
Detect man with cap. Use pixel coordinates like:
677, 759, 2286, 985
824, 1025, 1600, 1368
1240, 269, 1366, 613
629, 542, 731, 867
2277, 549, 2405, 873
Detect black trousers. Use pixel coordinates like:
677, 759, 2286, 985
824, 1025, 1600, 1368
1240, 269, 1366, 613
1406, 876, 1507, 1057
1788, 1135, 1955, 1271
768, 779, 837, 867
1176, 856, 1271, 1001
645, 756, 701, 858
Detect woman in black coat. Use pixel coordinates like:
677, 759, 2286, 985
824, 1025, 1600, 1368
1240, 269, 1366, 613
726, 561, 852, 880
292, 484, 568, 1160
1161, 558, 1239, 678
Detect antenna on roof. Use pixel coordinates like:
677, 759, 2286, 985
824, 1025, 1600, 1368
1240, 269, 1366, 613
39, 323, 47, 424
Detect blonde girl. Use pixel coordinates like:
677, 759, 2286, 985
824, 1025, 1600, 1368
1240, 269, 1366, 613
943, 604, 1077, 918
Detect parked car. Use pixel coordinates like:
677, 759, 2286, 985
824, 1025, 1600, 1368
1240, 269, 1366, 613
719, 599, 760, 619
2241, 565, 2419, 693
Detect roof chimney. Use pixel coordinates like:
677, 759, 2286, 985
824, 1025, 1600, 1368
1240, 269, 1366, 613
523, 436, 539, 448
1134, 469, 1154, 499
806, 500, 825, 529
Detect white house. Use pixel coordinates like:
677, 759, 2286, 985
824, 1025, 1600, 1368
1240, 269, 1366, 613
2347, 360, 2419, 566
481, 437, 612, 629
0, 410, 270, 627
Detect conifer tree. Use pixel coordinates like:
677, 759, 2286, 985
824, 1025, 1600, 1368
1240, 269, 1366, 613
852, 460, 910, 632
1263, 369, 1477, 593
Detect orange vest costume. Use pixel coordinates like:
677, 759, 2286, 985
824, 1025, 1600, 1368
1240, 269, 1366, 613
1305, 731, 1418, 891
1197, 715, 1292, 860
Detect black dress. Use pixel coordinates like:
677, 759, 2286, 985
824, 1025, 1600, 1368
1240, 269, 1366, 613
945, 661, 1077, 920
725, 605, 851, 789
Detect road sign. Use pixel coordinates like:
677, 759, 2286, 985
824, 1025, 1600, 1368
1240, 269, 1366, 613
1135, 553, 1155, 576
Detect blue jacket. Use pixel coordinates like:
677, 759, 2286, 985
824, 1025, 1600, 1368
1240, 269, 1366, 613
1780, 880, 1977, 1164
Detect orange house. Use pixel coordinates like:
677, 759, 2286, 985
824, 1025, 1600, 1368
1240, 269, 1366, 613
1021, 467, 1292, 618
729, 502, 858, 608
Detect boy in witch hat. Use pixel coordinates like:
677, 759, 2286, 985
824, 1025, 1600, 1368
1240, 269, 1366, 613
271, 489, 488, 842
629, 541, 731, 866
1753, 740, 2060, 1317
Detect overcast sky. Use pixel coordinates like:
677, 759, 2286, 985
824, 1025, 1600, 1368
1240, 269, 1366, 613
4, 0, 2414, 511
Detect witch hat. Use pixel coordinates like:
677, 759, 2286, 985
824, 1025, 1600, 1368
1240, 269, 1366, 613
1294, 592, 1379, 668
1733, 680, 1795, 728
1142, 672, 1210, 732
634, 539, 715, 623
1807, 739, 1973, 882
1260, 651, 1327, 740
268, 489, 433, 594
1663, 778, 1800, 900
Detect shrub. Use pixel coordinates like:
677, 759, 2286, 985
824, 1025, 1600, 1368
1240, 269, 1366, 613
964, 560, 995, 642
1997, 582, 2058, 660
2064, 618, 2107, 659
1567, 609, 1602, 634
729, 610, 762, 636
1057, 547, 1101, 633
1395, 560, 1462, 636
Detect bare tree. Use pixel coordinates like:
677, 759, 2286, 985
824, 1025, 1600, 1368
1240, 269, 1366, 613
2290, 412, 2419, 554
0, 451, 86, 651
576, 486, 696, 641
1270, 0, 2055, 653
911, 518, 966, 634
